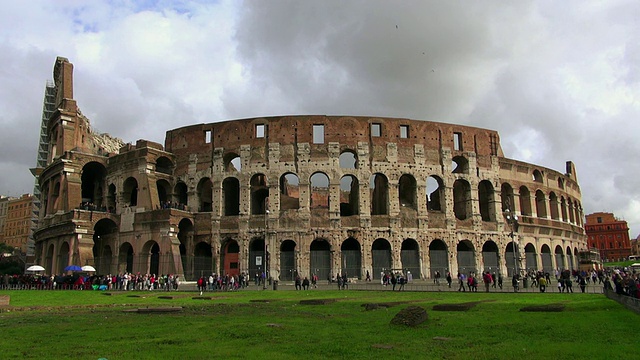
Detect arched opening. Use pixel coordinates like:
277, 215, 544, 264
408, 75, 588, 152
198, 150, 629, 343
540, 244, 553, 274
194, 242, 213, 278
339, 150, 357, 169
429, 240, 448, 278
505, 242, 519, 277
222, 177, 240, 216
500, 183, 515, 212
249, 237, 266, 279
339, 175, 359, 216
532, 169, 543, 183
453, 179, 471, 220
197, 178, 213, 212
156, 179, 171, 207
341, 237, 362, 279
45, 244, 54, 274
372, 238, 392, 279
250, 174, 268, 215
478, 180, 495, 222
280, 240, 297, 281
554, 245, 565, 271
81, 161, 107, 209
310, 239, 331, 282
451, 156, 469, 174
123, 177, 138, 207
57, 242, 70, 274
107, 184, 116, 213
93, 218, 118, 275
224, 153, 242, 172
524, 243, 538, 273
370, 173, 389, 215
401, 239, 421, 279
221, 238, 239, 277
280, 173, 300, 210
173, 182, 188, 210
178, 218, 194, 278
549, 192, 559, 220
310, 172, 330, 226
560, 197, 568, 222
535, 190, 547, 218
519, 186, 532, 216
426, 176, 444, 211
457, 240, 476, 275
481, 241, 499, 273
566, 246, 574, 271
118, 242, 134, 274
155, 156, 173, 175
398, 174, 417, 210
141, 241, 160, 276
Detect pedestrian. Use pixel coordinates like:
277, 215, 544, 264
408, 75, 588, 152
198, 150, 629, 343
302, 276, 310, 290
446, 272, 452, 288
512, 274, 519, 292
539, 276, 547, 292
295, 275, 301, 290
483, 271, 493, 292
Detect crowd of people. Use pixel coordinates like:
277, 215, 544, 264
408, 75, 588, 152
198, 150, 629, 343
0, 272, 182, 291
196, 273, 250, 292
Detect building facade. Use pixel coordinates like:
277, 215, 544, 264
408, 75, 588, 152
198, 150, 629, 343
584, 212, 631, 262
33, 57, 587, 280
0, 196, 14, 247
2, 194, 34, 254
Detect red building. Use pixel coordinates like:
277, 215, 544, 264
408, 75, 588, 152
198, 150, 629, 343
584, 212, 631, 262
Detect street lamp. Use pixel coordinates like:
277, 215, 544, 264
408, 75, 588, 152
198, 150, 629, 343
503, 208, 519, 281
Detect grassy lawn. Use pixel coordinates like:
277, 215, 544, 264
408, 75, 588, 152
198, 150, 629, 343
0, 289, 637, 360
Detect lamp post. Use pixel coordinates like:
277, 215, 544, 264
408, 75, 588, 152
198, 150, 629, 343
263, 199, 269, 290
503, 208, 520, 281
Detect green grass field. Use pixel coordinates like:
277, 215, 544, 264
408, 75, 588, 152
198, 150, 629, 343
0, 289, 637, 360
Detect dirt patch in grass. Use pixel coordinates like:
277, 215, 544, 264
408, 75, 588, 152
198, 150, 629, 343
390, 306, 428, 327
520, 304, 565, 312
432, 302, 480, 311
361, 301, 410, 311
299, 299, 337, 305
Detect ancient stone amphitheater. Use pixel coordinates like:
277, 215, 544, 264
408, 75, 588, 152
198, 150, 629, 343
33, 57, 586, 281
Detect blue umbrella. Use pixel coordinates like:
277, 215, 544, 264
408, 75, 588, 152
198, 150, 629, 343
64, 265, 82, 272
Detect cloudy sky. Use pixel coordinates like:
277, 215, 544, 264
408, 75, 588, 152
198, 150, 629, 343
1, 1, 639, 237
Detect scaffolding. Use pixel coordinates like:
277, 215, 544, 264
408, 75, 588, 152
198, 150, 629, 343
27, 81, 56, 257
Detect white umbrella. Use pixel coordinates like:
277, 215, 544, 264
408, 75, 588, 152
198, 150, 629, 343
81, 265, 96, 272
26, 265, 45, 272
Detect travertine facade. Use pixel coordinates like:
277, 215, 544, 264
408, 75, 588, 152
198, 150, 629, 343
33, 57, 587, 281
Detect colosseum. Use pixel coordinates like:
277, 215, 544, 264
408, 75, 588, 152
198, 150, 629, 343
32, 57, 587, 282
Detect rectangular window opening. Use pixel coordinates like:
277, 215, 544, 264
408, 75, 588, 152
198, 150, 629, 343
313, 124, 325, 144
256, 124, 265, 138
400, 125, 409, 139
205, 130, 212, 144
453, 132, 462, 151
371, 123, 381, 137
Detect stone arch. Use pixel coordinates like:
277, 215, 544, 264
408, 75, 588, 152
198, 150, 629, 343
453, 179, 472, 220
451, 155, 469, 174
478, 180, 496, 222
141, 240, 161, 276
57, 241, 70, 274
249, 236, 266, 279
568, 199, 576, 223
178, 218, 194, 278
107, 184, 117, 212
560, 196, 568, 222
123, 177, 138, 207
221, 238, 240, 277
193, 242, 213, 277
566, 246, 574, 271
554, 245, 565, 271
156, 179, 171, 206
280, 240, 297, 281
222, 177, 240, 216
481, 240, 499, 273
370, 173, 389, 215
339, 150, 357, 169
398, 174, 417, 210
540, 244, 553, 274
93, 218, 118, 275
426, 175, 445, 211
45, 244, 55, 274
310, 172, 330, 209
532, 169, 543, 183
81, 161, 107, 209
280, 173, 300, 210
155, 156, 173, 175
51, 181, 61, 211
401, 238, 421, 279
224, 152, 242, 172
340, 175, 359, 216
535, 190, 547, 218
372, 238, 391, 279
549, 192, 559, 220
310, 238, 332, 281
118, 242, 134, 274
173, 181, 188, 208
505, 241, 520, 277
341, 237, 362, 279
557, 177, 565, 189
500, 183, 515, 212
524, 243, 538, 272
197, 177, 213, 212
429, 240, 448, 278
457, 240, 476, 275
519, 186, 532, 216
250, 174, 268, 215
